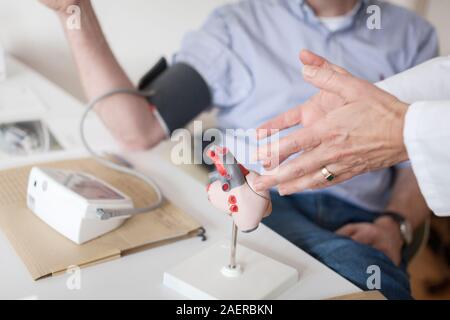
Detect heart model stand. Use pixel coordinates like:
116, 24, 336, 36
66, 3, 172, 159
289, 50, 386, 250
222, 222, 240, 276
163, 145, 298, 299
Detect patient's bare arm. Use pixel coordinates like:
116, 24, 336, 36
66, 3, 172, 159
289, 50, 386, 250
40, 0, 166, 150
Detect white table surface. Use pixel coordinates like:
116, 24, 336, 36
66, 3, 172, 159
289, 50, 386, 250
0, 55, 360, 300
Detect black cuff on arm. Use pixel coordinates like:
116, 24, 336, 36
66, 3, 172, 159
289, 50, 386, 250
138, 58, 212, 134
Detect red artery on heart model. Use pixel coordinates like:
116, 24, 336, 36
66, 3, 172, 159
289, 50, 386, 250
206, 145, 272, 233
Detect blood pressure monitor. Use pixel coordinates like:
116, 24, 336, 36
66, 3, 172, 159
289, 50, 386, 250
23, 60, 183, 245
27, 167, 134, 244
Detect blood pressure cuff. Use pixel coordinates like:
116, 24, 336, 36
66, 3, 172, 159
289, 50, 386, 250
138, 58, 212, 135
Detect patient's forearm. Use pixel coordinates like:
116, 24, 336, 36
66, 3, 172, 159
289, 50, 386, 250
385, 168, 430, 229
58, 1, 165, 149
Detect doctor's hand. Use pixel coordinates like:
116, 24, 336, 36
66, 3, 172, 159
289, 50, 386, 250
336, 216, 404, 266
254, 51, 409, 195
256, 50, 350, 162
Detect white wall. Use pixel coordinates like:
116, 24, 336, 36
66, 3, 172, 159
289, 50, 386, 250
0, 0, 448, 101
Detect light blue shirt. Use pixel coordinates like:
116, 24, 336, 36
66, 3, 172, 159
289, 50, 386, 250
174, 0, 438, 212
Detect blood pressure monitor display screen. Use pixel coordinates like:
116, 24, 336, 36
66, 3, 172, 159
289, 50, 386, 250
48, 169, 124, 200
67, 174, 124, 200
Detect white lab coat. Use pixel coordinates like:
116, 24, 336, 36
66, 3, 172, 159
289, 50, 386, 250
377, 56, 450, 216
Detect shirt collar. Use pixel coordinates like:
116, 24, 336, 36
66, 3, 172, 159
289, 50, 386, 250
288, 0, 369, 32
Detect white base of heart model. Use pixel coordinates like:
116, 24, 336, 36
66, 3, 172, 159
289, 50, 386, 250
163, 241, 298, 300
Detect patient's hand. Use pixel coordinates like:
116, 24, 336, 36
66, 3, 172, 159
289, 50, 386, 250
336, 217, 404, 266
39, 0, 84, 12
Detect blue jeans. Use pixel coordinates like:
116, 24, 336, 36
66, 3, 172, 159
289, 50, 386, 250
263, 192, 412, 300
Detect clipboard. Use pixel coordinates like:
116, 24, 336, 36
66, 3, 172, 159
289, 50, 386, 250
0, 157, 204, 280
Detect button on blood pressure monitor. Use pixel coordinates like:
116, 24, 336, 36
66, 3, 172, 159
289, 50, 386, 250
27, 167, 134, 244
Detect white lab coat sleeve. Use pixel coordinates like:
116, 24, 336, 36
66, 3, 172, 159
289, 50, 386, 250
376, 56, 450, 216
376, 56, 450, 103
404, 101, 450, 216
